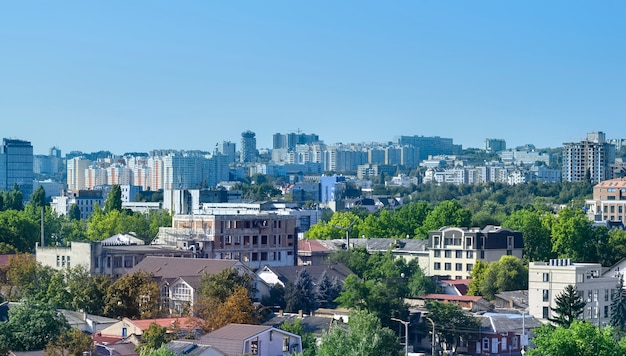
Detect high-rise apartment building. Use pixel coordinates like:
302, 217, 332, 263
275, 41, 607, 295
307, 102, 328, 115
562, 132, 615, 183
273, 132, 319, 150
217, 141, 237, 164
240, 130, 257, 163
0, 138, 34, 199
67, 157, 92, 191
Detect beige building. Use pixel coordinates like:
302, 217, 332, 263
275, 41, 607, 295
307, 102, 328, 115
529, 259, 618, 326
585, 178, 626, 223
428, 226, 524, 280
156, 212, 298, 269
36, 233, 195, 278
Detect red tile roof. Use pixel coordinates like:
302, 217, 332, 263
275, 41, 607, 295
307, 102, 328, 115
298, 239, 331, 253
126, 317, 203, 331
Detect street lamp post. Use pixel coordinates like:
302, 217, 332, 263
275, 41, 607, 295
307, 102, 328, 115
425, 316, 436, 356
391, 317, 410, 356
332, 218, 358, 249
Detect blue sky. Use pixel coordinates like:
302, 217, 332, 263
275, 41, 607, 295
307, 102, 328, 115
1, 1, 624, 155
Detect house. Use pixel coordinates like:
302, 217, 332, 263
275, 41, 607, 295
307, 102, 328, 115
127, 256, 270, 316
58, 309, 118, 334
473, 312, 541, 355
408, 294, 494, 313
263, 313, 334, 339
166, 340, 225, 356
439, 279, 471, 296
256, 263, 353, 288
98, 317, 203, 340
299, 238, 429, 269
494, 290, 529, 311
197, 324, 302, 356
428, 226, 524, 280
94, 342, 139, 356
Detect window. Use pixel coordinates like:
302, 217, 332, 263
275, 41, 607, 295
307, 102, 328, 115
455, 263, 463, 271
482, 338, 489, 350
543, 306, 550, 319
507, 236, 514, 249
283, 337, 290, 352
252, 253, 258, 261
466, 263, 473, 272
61, 256, 66, 267
172, 283, 192, 301
466, 251, 473, 259
480, 251, 485, 259
113, 256, 122, 268
445, 250, 452, 258
56, 255, 60, 267
434, 262, 441, 270
506, 249, 512, 255
543, 273, 549, 282
107, 256, 111, 268
434, 250, 441, 257
444, 263, 451, 271
605, 305, 610, 318
124, 256, 133, 268
605, 289, 610, 302
512, 336, 518, 350
456, 250, 463, 258
543, 290, 549, 302
261, 252, 268, 261
577, 273, 584, 283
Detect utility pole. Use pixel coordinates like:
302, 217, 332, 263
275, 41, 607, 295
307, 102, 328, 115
391, 317, 410, 356
425, 316, 436, 356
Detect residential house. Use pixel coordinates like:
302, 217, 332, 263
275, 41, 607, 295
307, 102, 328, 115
428, 226, 524, 280
98, 317, 203, 340
585, 178, 626, 223
127, 256, 269, 316
408, 294, 494, 313
256, 263, 353, 288
166, 340, 225, 356
473, 313, 541, 355
197, 324, 302, 356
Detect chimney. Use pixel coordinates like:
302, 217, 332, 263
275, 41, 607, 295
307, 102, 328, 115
279, 310, 284, 317
298, 310, 303, 318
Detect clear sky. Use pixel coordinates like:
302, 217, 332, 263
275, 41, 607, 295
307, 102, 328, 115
1, 1, 624, 155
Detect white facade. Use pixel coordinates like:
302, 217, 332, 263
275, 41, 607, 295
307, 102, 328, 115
529, 259, 618, 326
67, 157, 91, 191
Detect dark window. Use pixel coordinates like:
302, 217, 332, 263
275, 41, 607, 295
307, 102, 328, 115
543, 306, 549, 319
455, 250, 463, 258
445, 263, 451, 271
434, 250, 441, 257
543, 290, 549, 302
434, 262, 441, 270
543, 273, 549, 282
445, 250, 452, 258
455, 263, 462, 271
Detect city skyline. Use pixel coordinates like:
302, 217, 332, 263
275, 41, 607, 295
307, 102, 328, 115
2, 2, 625, 155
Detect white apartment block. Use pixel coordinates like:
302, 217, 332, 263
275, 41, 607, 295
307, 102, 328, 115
529, 259, 618, 326
428, 226, 524, 280
67, 157, 91, 191
563, 132, 616, 183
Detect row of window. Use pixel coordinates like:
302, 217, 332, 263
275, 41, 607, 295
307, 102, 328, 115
433, 262, 474, 272
221, 251, 283, 262
434, 250, 475, 259
56, 255, 70, 268
603, 205, 624, 213
223, 235, 283, 246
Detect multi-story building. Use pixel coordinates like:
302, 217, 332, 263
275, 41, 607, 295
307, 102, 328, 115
217, 141, 237, 164
585, 178, 626, 223
529, 259, 618, 326
67, 157, 92, 191
484, 138, 506, 153
428, 226, 524, 280
33, 146, 62, 175
155, 209, 299, 269
0, 138, 34, 200
562, 132, 616, 183
240, 130, 257, 163
36, 233, 195, 278
396, 135, 462, 160
51, 190, 104, 219
272, 132, 320, 150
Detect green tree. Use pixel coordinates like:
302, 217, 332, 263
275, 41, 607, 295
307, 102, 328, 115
280, 319, 317, 356
529, 320, 626, 356
467, 260, 489, 296
315, 270, 342, 309
104, 270, 160, 319
502, 208, 553, 262
475, 256, 528, 300
610, 275, 626, 336
29, 185, 47, 209
66, 265, 111, 315
68, 203, 81, 221
138, 323, 168, 352
419, 200, 472, 237
104, 185, 123, 214
139, 345, 176, 356
318, 310, 401, 356
0, 300, 70, 351
551, 207, 595, 262
425, 300, 480, 351
550, 285, 586, 327
44, 328, 95, 356
199, 268, 256, 302
285, 269, 318, 314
